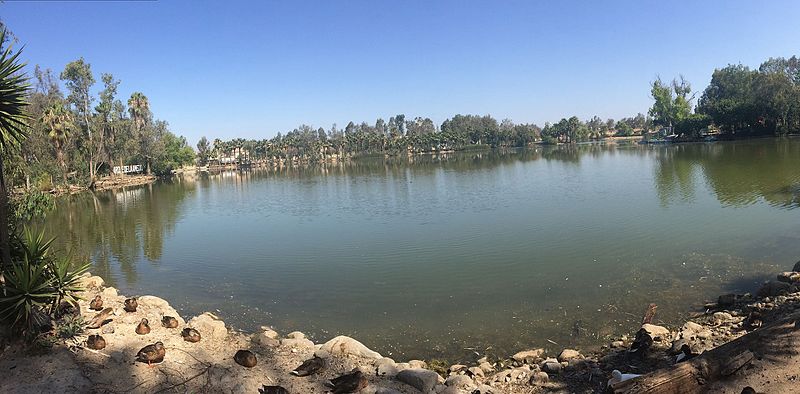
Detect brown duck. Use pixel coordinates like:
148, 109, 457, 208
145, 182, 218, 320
124, 298, 138, 312
161, 316, 179, 328
258, 386, 289, 394
328, 370, 367, 394
181, 327, 201, 343
234, 350, 257, 368
136, 341, 165, 366
89, 295, 103, 311
86, 334, 106, 350
291, 355, 325, 376
136, 318, 151, 335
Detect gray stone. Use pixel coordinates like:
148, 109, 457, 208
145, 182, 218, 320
100, 324, 114, 334
758, 281, 790, 297
397, 368, 440, 393
529, 371, 549, 384
256, 331, 279, 347
187, 312, 227, 341
445, 374, 473, 389
448, 364, 467, 374
467, 366, 484, 378
375, 389, 403, 394
778, 272, 800, 283
280, 337, 314, 349
512, 348, 544, 363
718, 293, 737, 307
557, 348, 582, 362
641, 324, 671, 341
542, 362, 561, 374
320, 335, 382, 359
375, 357, 400, 377
408, 359, 427, 369
260, 327, 279, 339
286, 331, 305, 339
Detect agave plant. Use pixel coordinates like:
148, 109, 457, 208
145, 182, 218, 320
0, 255, 56, 333
14, 227, 55, 264
48, 255, 89, 314
0, 28, 31, 290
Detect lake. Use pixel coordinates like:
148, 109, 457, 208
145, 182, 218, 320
43, 138, 800, 362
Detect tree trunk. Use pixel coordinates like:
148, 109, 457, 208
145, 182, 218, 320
0, 157, 11, 290
610, 312, 800, 393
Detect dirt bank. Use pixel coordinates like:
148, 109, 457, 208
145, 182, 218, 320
2, 262, 800, 393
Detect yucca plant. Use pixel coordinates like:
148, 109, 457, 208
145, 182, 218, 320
48, 255, 89, 314
15, 227, 55, 264
0, 28, 31, 290
0, 255, 56, 334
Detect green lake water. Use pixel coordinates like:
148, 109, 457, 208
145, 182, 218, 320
43, 138, 800, 361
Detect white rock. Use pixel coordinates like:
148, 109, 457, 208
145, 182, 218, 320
557, 348, 582, 362
188, 312, 227, 341
375, 357, 399, 377
319, 336, 382, 359
286, 331, 306, 339
512, 348, 544, 363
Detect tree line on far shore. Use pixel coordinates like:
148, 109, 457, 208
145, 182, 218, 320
5, 51, 194, 191
196, 113, 653, 166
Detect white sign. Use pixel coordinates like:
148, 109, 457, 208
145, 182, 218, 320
112, 164, 144, 174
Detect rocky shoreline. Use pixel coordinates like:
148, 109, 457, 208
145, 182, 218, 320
2, 263, 800, 393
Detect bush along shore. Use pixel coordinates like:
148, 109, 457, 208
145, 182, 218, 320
2, 264, 800, 394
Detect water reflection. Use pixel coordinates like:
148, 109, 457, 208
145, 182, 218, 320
653, 139, 800, 209
45, 178, 196, 285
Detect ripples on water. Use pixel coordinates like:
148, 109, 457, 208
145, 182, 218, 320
43, 138, 800, 361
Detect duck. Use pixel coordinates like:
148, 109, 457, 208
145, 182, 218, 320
258, 386, 289, 394
607, 369, 642, 387
675, 343, 698, 363
234, 350, 257, 368
627, 327, 653, 357
290, 355, 325, 376
124, 298, 138, 313
161, 316, 179, 328
89, 295, 103, 311
86, 334, 106, 350
181, 327, 201, 343
135, 318, 151, 335
136, 341, 165, 366
327, 369, 368, 394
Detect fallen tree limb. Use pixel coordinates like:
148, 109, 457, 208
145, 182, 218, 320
611, 311, 800, 393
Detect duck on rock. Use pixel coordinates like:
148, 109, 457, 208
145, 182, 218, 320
234, 350, 257, 368
181, 327, 201, 343
136, 342, 165, 366
161, 316, 179, 328
135, 318, 151, 335
327, 369, 368, 394
124, 298, 138, 313
86, 334, 106, 350
291, 356, 325, 376
89, 295, 103, 311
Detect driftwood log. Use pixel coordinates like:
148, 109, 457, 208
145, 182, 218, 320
611, 311, 800, 393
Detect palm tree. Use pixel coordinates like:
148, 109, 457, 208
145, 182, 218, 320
0, 29, 30, 287
127, 92, 151, 174
42, 102, 72, 183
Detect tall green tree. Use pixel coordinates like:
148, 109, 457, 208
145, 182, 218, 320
60, 58, 96, 180
0, 29, 30, 285
127, 92, 153, 174
649, 76, 693, 130
42, 102, 72, 183
196, 136, 210, 165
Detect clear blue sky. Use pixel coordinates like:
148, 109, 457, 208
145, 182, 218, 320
3, 1, 800, 143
